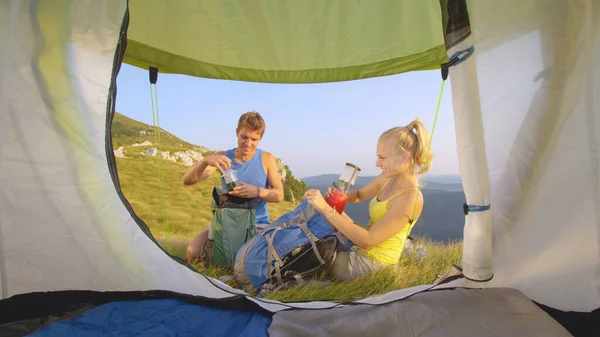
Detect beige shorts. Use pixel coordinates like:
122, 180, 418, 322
330, 250, 386, 281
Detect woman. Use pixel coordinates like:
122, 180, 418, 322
304, 118, 432, 281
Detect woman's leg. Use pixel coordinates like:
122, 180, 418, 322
330, 250, 386, 281
186, 229, 209, 263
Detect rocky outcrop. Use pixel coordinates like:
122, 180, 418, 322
131, 140, 152, 147
143, 148, 158, 156
275, 158, 299, 182
142, 147, 204, 166
116, 142, 290, 178
276, 158, 286, 181
174, 150, 204, 166
114, 147, 126, 158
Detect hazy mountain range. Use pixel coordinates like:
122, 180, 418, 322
302, 174, 466, 243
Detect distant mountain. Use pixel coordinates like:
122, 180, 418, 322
422, 174, 462, 184
340, 190, 466, 243
303, 173, 465, 243
302, 174, 463, 191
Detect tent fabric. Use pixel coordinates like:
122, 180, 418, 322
268, 287, 572, 337
28, 298, 271, 337
453, 0, 600, 312
124, 0, 450, 83
1, 0, 600, 335
0, 0, 243, 302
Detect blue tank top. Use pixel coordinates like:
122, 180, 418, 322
222, 148, 270, 224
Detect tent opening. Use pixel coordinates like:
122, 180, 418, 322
104, 0, 474, 303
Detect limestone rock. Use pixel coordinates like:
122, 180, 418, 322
114, 147, 126, 158
144, 148, 157, 156
132, 140, 152, 147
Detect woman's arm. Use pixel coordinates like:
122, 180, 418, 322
305, 189, 420, 249
345, 174, 387, 203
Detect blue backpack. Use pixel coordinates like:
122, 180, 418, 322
233, 200, 342, 293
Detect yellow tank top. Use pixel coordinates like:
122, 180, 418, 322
358, 179, 416, 265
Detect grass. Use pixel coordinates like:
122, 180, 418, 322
115, 156, 296, 240
263, 239, 462, 302
113, 122, 463, 302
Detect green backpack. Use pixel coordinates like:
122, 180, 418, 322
201, 187, 260, 269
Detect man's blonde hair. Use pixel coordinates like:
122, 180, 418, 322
237, 111, 266, 137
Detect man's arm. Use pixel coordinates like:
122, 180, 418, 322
182, 151, 226, 185
259, 152, 284, 202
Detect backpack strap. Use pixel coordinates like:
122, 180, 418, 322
265, 227, 284, 285
262, 221, 325, 286
296, 220, 325, 265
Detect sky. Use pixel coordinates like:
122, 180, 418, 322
115, 64, 459, 178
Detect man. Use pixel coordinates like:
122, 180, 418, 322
182, 111, 284, 263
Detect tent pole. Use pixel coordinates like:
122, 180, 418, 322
448, 36, 494, 282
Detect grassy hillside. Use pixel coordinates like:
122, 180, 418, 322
114, 155, 298, 244
112, 112, 206, 150
111, 111, 463, 302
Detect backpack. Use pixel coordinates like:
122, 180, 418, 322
200, 187, 260, 269
233, 199, 340, 293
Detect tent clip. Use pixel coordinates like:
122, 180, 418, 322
149, 67, 158, 84
463, 203, 490, 215
441, 46, 475, 80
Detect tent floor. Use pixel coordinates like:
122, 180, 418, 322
0, 287, 597, 336
269, 287, 590, 337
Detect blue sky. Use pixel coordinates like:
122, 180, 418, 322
115, 64, 459, 178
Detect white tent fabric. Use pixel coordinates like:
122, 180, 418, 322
0, 0, 242, 301
454, 0, 600, 312
0, 0, 599, 326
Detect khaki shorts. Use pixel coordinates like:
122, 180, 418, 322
330, 250, 386, 281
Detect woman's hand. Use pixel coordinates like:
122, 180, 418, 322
325, 186, 332, 199
304, 189, 330, 213
229, 183, 260, 198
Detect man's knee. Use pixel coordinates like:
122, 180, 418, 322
186, 244, 200, 262
187, 230, 209, 262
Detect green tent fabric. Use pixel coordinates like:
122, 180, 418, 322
124, 0, 450, 83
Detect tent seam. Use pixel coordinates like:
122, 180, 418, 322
122, 40, 448, 84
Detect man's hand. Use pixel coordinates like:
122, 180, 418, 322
229, 183, 260, 198
203, 154, 232, 174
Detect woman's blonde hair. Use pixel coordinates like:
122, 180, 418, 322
379, 118, 433, 175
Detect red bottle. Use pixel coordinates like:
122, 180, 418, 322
325, 185, 348, 214
324, 162, 361, 215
